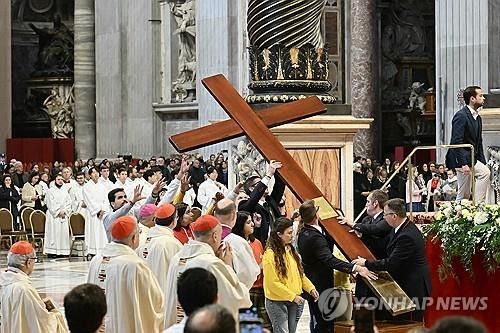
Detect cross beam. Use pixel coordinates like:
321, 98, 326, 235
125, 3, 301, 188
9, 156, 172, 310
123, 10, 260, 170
169, 97, 326, 152
170, 74, 415, 316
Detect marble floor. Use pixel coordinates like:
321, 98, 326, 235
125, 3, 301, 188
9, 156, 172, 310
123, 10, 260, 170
0, 252, 312, 332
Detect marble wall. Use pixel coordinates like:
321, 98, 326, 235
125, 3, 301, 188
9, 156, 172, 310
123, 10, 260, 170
196, 0, 248, 156
0, 1, 11, 153
95, 0, 158, 158
350, 0, 377, 158
435, 0, 489, 161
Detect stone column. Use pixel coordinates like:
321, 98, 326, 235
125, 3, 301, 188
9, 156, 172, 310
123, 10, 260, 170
351, 0, 377, 158
0, 2, 11, 153
74, 0, 96, 159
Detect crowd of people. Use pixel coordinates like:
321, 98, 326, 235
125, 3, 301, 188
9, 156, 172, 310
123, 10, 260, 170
0, 152, 490, 333
353, 156, 459, 217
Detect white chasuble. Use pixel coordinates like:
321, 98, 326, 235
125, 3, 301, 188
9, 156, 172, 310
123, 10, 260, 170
83, 181, 110, 255
87, 242, 164, 333
0, 268, 68, 333
164, 240, 251, 327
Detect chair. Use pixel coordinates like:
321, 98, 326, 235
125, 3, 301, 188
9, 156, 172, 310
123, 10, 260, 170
29, 210, 46, 252
21, 207, 35, 241
69, 212, 86, 260
0, 208, 28, 248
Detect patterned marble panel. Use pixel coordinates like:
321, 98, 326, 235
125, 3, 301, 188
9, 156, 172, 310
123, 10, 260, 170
284, 148, 341, 215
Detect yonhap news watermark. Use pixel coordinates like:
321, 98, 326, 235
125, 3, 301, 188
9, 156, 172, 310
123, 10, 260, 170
318, 288, 488, 320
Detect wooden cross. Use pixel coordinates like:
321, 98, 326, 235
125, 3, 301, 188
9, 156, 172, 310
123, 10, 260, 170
170, 74, 414, 315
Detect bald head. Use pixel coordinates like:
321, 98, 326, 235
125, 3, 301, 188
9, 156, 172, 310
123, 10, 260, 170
214, 199, 236, 228
184, 304, 236, 333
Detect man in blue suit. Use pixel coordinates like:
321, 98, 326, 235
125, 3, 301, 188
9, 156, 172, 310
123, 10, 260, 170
445, 86, 492, 202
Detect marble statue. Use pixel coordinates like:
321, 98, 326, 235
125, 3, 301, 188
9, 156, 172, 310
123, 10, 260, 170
231, 139, 266, 182
29, 14, 74, 76
43, 87, 75, 139
169, 0, 196, 102
409, 82, 426, 112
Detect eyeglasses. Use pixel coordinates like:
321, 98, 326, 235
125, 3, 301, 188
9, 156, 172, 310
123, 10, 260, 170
383, 212, 396, 217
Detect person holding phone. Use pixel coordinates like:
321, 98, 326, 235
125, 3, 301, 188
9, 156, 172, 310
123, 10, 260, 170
263, 217, 318, 333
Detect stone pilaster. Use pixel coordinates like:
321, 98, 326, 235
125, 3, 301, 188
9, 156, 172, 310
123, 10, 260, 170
351, 0, 377, 158
74, 0, 96, 159
0, 2, 11, 153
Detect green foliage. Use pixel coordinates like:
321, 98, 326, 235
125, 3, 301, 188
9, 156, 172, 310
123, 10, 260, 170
424, 200, 500, 277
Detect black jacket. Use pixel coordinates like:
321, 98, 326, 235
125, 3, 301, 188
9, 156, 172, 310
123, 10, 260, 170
238, 176, 285, 246
353, 213, 392, 259
365, 219, 431, 303
446, 106, 486, 168
0, 186, 21, 221
297, 224, 354, 294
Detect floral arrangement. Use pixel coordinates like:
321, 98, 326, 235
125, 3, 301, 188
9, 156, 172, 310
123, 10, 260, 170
424, 200, 500, 277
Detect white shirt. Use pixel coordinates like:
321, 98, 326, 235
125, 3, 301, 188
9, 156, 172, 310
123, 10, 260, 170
467, 105, 479, 120
394, 218, 407, 234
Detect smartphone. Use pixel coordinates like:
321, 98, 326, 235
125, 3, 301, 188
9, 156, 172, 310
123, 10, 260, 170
239, 308, 262, 333
353, 304, 375, 333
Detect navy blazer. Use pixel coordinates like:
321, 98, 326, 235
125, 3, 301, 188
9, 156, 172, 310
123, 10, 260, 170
446, 106, 486, 168
353, 213, 392, 259
298, 224, 354, 294
365, 220, 432, 303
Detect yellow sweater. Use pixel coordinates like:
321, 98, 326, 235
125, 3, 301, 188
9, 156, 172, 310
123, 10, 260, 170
263, 247, 315, 302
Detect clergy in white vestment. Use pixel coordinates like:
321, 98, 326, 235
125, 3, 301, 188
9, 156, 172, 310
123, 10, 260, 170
98, 166, 116, 192
43, 174, 72, 255
138, 203, 157, 246
87, 216, 164, 333
138, 169, 158, 206
197, 166, 229, 214
49, 167, 77, 192
69, 172, 87, 214
83, 166, 110, 255
137, 204, 182, 300
214, 199, 260, 289
0, 241, 68, 333
164, 215, 251, 327
115, 168, 132, 198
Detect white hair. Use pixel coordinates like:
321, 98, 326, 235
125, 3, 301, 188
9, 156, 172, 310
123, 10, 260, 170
7, 250, 36, 269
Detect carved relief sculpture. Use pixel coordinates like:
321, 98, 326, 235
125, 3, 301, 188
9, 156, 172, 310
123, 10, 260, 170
231, 139, 266, 183
42, 86, 75, 139
169, 0, 196, 102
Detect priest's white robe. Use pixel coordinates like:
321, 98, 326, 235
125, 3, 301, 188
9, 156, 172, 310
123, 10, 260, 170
224, 232, 260, 289
164, 240, 251, 327
136, 225, 183, 296
83, 181, 109, 255
197, 179, 229, 214
0, 268, 68, 333
98, 177, 116, 193
138, 223, 151, 247
43, 186, 72, 255
87, 242, 164, 333
69, 183, 86, 214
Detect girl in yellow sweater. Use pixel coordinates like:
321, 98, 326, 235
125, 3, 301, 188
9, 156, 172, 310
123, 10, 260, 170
263, 217, 318, 333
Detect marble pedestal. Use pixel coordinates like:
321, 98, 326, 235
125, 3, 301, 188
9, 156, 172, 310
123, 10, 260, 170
271, 115, 372, 219
480, 108, 500, 160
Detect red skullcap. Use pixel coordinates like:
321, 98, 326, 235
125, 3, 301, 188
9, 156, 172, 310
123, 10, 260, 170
10, 241, 34, 255
191, 215, 220, 232
111, 216, 137, 240
155, 203, 176, 219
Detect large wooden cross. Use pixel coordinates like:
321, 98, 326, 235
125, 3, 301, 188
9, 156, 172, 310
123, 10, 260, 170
170, 74, 414, 315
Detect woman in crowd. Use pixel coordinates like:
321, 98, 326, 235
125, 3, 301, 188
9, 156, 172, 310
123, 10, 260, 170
21, 171, 46, 212
371, 167, 388, 190
406, 166, 426, 212
441, 169, 458, 201
173, 203, 194, 244
216, 160, 229, 188
420, 163, 432, 184
388, 161, 404, 199
263, 217, 318, 333
0, 174, 21, 228
426, 173, 444, 212
233, 211, 271, 330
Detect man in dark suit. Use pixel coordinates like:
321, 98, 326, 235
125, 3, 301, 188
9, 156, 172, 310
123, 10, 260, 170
445, 85, 492, 202
338, 190, 392, 304
238, 160, 284, 246
298, 200, 377, 333
353, 198, 432, 322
